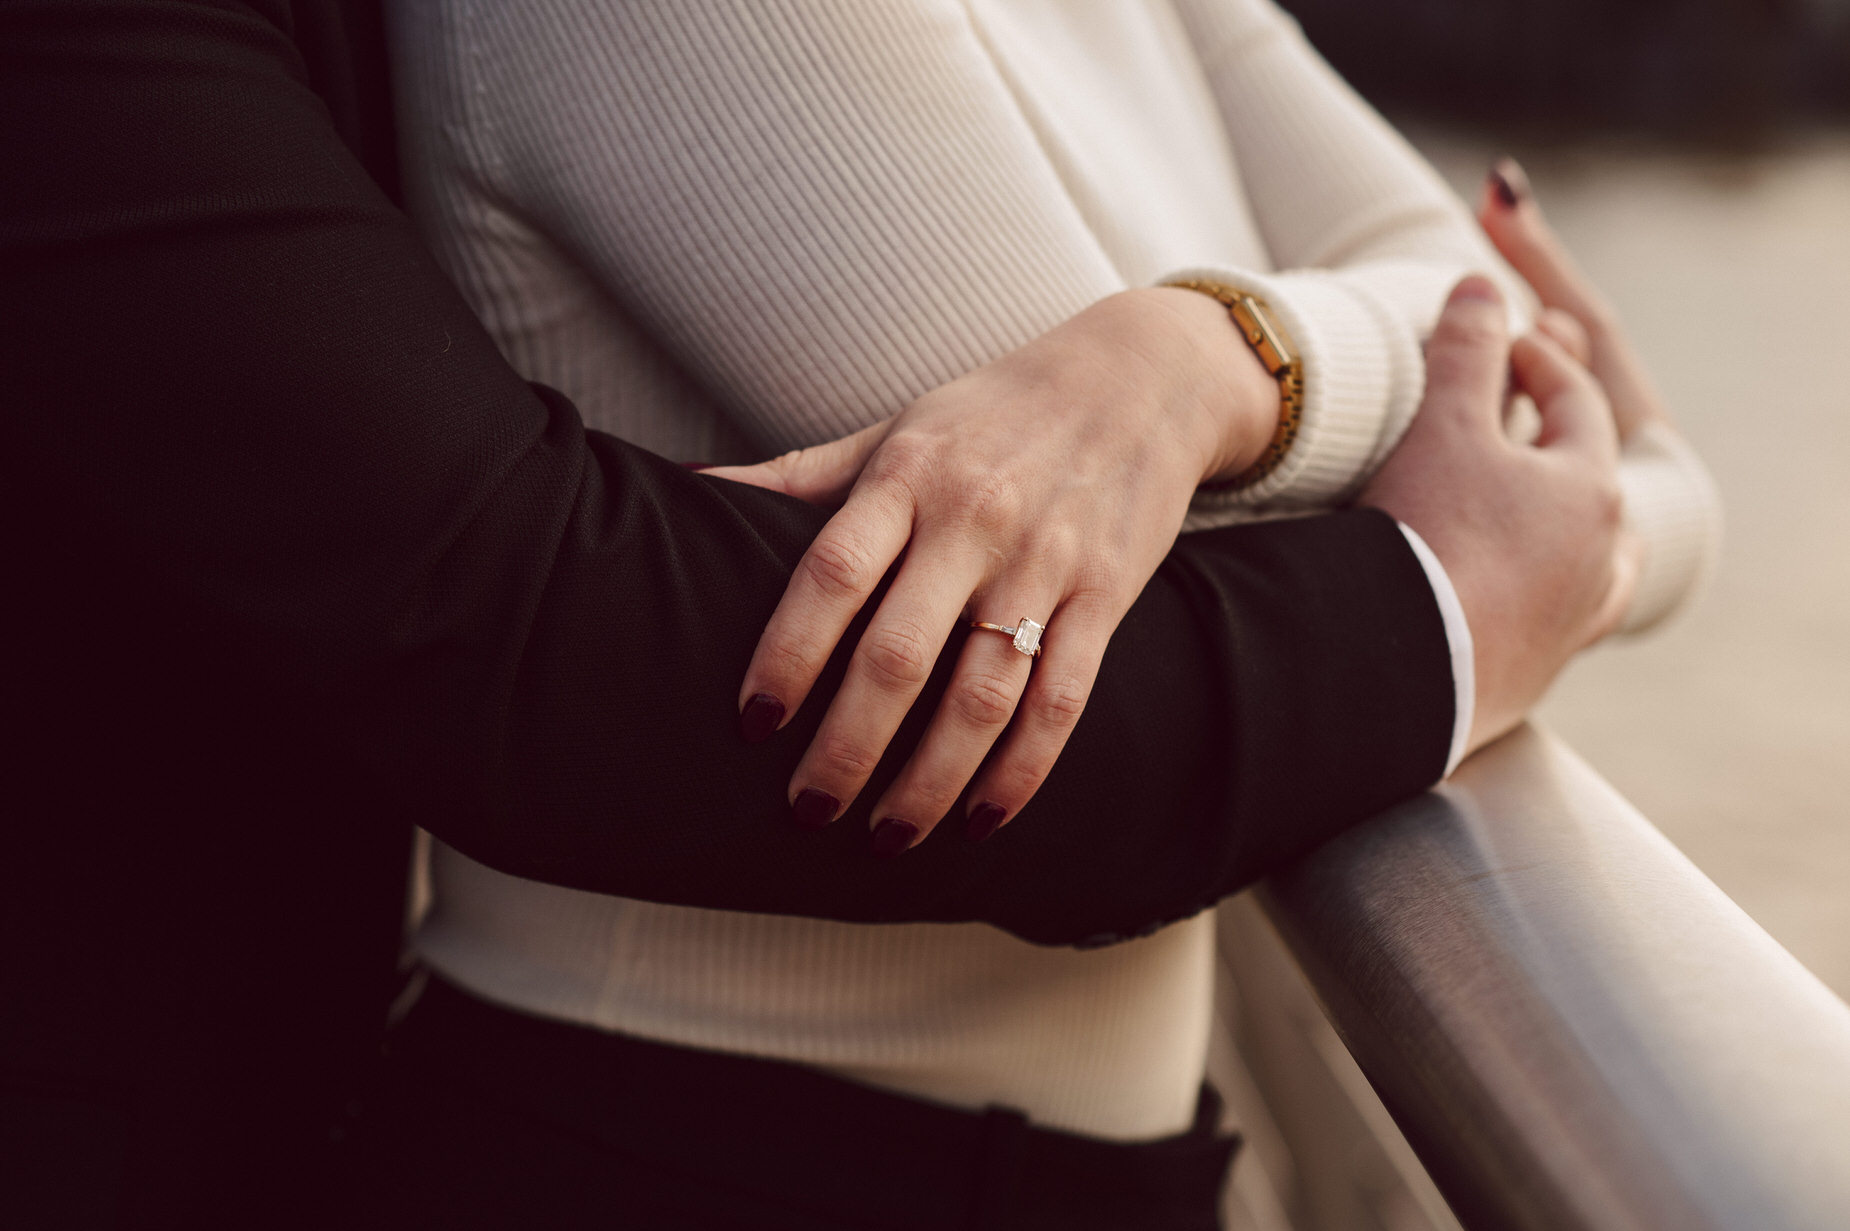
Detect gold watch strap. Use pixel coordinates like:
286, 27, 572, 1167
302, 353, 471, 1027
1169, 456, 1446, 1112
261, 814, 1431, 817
1165, 279, 1304, 490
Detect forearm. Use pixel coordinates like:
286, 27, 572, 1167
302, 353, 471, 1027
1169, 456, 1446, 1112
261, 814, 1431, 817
469, 486, 1453, 946
2, 0, 1455, 946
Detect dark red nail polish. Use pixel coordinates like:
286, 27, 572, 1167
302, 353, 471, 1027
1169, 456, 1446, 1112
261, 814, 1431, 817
1490, 170, 1519, 209
740, 693, 785, 744
965, 802, 1007, 843
790, 787, 839, 830
681, 460, 713, 471
1489, 158, 1528, 210
870, 818, 919, 858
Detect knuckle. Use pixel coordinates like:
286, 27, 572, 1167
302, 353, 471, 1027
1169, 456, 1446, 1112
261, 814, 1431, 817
1065, 561, 1121, 607
864, 430, 937, 493
992, 753, 1053, 803
755, 633, 815, 688
813, 730, 881, 785
949, 670, 1018, 729
857, 620, 935, 692
1033, 673, 1092, 728
894, 773, 963, 822
1039, 523, 1085, 574
961, 472, 1026, 534
802, 532, 877, 601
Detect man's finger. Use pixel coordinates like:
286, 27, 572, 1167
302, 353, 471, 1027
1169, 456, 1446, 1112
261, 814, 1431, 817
1536, 307, 1593, 367
1420, 276, 1512, 434
703, 419, 892, 504
1511, 332, 1619, 465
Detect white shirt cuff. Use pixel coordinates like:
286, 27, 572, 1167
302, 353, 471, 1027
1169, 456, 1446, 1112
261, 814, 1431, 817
1395, 521, 1474, 778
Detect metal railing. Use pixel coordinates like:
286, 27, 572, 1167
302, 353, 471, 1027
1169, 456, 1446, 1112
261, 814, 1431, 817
1256, 724, 1850, 1231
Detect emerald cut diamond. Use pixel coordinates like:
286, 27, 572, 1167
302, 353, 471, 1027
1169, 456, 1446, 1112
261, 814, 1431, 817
1012, 617, 1043, 657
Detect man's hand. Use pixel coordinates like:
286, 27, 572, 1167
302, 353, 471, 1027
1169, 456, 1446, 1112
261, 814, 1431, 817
1362, 277, 1641, 756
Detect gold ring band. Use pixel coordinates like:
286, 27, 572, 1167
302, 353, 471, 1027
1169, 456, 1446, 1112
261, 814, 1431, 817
970, 616, 1044, 658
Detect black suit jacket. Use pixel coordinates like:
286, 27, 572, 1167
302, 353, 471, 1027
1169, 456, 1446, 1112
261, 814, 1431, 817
0, 1, 1453, 1225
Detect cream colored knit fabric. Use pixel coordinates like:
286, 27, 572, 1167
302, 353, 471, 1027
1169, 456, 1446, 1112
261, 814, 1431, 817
387, 0, 1719, 1139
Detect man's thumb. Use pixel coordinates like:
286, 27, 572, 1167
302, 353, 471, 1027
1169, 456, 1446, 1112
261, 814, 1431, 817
1421, 276, 1511, 433
699, 419, 893, 505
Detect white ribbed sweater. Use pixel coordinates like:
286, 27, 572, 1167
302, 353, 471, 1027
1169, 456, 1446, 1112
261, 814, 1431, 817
386, 0, 1719, 1139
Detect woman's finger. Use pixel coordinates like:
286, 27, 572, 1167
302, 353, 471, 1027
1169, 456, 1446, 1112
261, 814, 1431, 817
960, 593, 1114, 842
1481, 159, 1672, 441
737, 484, 914, 742
862, 596, 1056, 854
785, 545, 986, 829
1511, 331, 1618, 466
703, 419, 893, 504
1478, 157, 1617, 333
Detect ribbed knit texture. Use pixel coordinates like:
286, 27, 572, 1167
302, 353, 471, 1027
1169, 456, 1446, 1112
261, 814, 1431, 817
1619, 420, 1724, 633
387, 0, 1719, 1138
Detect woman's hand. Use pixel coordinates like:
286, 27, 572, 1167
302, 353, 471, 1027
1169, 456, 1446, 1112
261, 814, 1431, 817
1481, 158, 1673, 441
703, 287, 1281, 853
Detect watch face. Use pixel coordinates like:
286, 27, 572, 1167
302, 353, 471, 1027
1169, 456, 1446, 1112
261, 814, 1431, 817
1233, 296, 1297, 377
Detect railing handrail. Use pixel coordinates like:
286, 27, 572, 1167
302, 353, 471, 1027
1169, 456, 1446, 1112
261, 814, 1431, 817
1257, 724, 1850, 1231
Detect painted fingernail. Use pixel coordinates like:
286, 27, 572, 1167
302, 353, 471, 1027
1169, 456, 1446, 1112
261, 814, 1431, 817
790, 787, 839, 830
740, 693, 785, 743
870, 818, 919, 858
1489, 158, 1529, 209
965, 802, 1007, 843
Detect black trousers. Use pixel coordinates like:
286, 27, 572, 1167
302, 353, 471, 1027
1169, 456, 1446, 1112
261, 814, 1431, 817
341, 976, 1241, 1231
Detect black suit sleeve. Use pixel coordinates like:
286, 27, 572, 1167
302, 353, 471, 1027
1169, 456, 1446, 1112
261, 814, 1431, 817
0, 0, 1454, 948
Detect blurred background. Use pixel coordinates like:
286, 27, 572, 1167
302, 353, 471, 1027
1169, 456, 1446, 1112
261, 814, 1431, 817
1276, 0, 1850, 1001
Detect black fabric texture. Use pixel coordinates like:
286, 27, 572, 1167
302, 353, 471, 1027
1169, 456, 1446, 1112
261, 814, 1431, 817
342, 976, 1241, 1231
0, 1, 1454, 1225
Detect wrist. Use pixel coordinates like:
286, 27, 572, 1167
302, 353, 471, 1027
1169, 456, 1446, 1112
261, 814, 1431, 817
1129, 287, 1282, 483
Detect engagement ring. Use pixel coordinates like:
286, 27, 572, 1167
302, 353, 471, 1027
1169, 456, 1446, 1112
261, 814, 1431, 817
970, 616, 1044, 658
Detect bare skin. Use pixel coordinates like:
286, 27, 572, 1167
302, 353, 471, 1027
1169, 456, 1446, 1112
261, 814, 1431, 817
706, 287, 1282, 851
1482, 157, 1674, 443
1422, 157, 1696, 748
713, 237, 1644, 850
1358, 276, 1638, 756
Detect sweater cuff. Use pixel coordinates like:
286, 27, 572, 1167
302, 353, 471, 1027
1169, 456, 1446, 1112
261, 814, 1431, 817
1617, 421, 1723, 635
1160, 265, 1423, 512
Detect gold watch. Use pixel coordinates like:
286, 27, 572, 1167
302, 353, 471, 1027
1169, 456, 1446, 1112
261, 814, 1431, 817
1165, 279, 1304, 490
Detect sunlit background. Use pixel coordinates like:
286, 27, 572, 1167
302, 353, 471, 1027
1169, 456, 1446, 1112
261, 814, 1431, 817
1278, 0, 1850, 998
